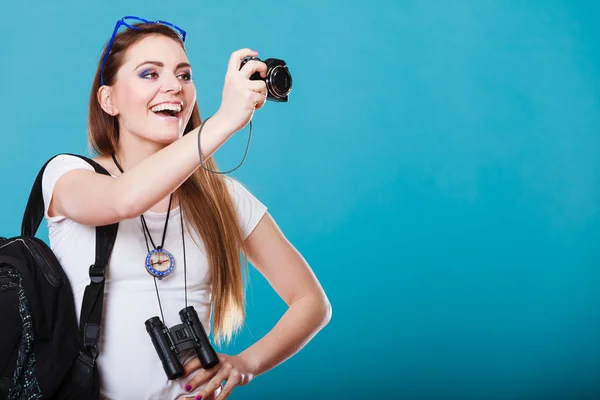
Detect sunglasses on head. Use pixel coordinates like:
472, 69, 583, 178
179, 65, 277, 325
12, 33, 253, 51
99, 16, 187, 86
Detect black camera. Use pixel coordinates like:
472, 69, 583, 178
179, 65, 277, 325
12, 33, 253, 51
241, 56, 292, 102
145, 306, 219, 380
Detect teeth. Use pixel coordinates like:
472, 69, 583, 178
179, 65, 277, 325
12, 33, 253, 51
151, 103, 182, 113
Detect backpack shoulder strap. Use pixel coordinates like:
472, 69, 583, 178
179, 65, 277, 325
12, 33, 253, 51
21, 153, 113, 237
20, 153, 119, 376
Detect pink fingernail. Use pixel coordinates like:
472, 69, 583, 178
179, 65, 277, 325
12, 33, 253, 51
185, 384, 192, 391
195, 396, 202, 400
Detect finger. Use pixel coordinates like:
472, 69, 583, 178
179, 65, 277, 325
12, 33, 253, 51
183, 352, 226, 379
240, 60, 267, 79
250, 92, 267, 109
215, 371, 242, 399
185, 366, 219, 392
197, 365, 231, 400
248, 80, 267, 94
182, 357, 201, 378
228, 48, 258, 72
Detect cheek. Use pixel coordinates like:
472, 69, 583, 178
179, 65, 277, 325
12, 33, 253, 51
117, 81, 154, 114
184, 87, 197, 113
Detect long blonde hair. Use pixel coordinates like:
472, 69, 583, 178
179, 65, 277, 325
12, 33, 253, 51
88, 22, 248, 345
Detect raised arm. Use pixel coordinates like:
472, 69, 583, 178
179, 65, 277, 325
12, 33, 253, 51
49, 49, 268, 227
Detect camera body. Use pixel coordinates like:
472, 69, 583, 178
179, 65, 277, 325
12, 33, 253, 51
241, 56, 292, 102
145, 306, 219, 380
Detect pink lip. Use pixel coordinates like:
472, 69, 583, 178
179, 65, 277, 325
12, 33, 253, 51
151, 111, 182, 121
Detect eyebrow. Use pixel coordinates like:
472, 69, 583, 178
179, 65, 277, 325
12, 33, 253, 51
134, 61, 192, 70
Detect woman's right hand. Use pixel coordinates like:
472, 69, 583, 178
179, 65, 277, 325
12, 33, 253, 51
212, 48, 268, 133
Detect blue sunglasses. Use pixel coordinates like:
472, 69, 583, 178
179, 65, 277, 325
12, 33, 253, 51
99, 16, 187, 86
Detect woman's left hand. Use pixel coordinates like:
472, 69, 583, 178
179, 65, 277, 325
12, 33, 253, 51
182, 353, 255, 399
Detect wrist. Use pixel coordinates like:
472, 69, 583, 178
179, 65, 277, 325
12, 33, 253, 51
236, 349, 261, 378
206, 110, 235, 136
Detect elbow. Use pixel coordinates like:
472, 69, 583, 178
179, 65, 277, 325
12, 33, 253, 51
323, 298, 332, 326
318, 293, 332, 328
293, 291, 332, 328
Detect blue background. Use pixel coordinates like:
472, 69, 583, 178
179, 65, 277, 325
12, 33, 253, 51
1, 1, 599, 398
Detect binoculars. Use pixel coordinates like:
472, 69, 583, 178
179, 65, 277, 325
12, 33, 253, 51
145, 306, 219, 379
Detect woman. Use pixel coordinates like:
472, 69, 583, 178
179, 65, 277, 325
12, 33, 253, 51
41, 17, 331, 400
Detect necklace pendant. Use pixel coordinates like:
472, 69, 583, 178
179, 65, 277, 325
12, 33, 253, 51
145, 248, 175, 279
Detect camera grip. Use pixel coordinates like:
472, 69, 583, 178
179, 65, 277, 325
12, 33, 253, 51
145, 316, 185, 380
179, 306, 220, 369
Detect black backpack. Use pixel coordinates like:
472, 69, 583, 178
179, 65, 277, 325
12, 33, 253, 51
0, 154, 119, 400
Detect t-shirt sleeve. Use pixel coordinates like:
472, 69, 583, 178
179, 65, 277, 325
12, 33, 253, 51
41, 154, 95, 224
224, 177, 268, 240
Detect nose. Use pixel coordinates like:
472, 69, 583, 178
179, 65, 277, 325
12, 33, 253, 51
162, 73, 182, 94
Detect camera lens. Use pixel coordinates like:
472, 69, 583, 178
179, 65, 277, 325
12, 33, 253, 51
268, 65, 292, 98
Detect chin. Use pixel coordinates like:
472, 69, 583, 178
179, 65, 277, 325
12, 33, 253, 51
159, 130, 184, 143
147, 111, 189, 143
143, 127, 182, 145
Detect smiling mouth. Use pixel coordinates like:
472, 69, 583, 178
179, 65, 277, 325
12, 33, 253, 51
151, 104, 183, 120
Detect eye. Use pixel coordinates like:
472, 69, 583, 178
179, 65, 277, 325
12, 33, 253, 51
178, 71, 192, 81
140, 69, 159, 79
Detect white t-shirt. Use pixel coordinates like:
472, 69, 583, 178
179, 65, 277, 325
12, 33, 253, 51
41, 154, 267, 400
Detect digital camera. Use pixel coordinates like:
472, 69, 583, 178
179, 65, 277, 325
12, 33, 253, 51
241, 56, 292, 102
145, 306, 219, 380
